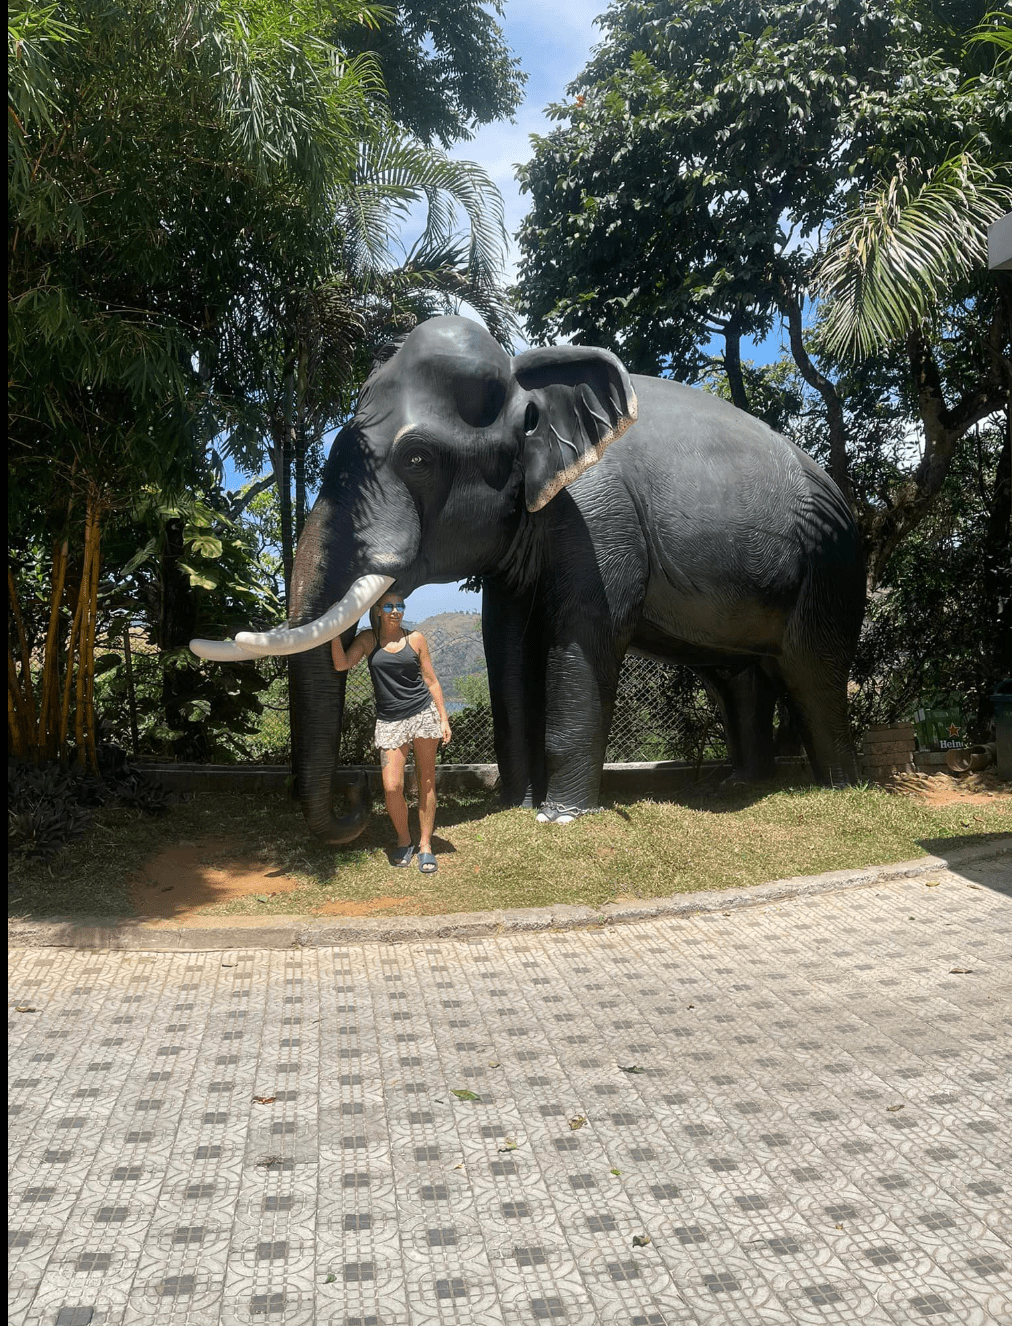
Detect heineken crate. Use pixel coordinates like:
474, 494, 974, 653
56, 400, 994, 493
914, 707, 967, 752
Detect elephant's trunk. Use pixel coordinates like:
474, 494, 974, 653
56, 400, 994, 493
290, 641, 370, 844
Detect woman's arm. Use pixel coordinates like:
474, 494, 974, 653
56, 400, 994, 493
411, 631, 452, 745
331, 629, 374, 673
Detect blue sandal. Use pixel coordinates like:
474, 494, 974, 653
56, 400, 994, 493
391, 844, 414, 868
416, 851, 438, 874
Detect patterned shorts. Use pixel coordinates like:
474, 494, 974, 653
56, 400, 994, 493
374, 701, 442, 750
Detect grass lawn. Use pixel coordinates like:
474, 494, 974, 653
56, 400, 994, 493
9, 775, 1009, 920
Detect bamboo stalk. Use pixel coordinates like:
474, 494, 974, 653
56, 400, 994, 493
122, 621, 140, 757
62, 526, 88, 762
8, 649, 32, 756
82, 501, 102, 772
74, 498, 98, 768
7, 566, 37, 733
39, 536, 69, 760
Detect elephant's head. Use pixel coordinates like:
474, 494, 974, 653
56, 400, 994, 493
191, 316, 637, 841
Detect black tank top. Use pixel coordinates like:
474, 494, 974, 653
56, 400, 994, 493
367, 635, 432, 721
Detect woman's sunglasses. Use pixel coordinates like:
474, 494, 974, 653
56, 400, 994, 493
381, 602, 406, 613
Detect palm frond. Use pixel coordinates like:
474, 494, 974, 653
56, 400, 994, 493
336, 135, 510, 294
814, 152, 1012, 359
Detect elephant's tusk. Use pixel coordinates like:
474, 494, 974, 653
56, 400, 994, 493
188, 638, 267, 661
232, 574, 394, 656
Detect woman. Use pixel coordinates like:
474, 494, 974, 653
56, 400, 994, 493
331, 591, 452, 873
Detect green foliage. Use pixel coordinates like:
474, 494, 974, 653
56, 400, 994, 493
9, 0, 384, 514
8, 760, 167, 861
849, 419, 1009, 740
517, 0, 1009, 371
334, 0, 526, 147
815, 152, 1012, 359
515, 0, 1010, 604
454, 670, 490, 707
339, 698, 380, 765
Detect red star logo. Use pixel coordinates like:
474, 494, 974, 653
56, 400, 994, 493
947, 723, 961, 737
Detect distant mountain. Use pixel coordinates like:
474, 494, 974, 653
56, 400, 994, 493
410, 610, 487, 700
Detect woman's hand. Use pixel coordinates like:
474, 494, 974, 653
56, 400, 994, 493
332, 630, 372, 672
440, 717, 452, 746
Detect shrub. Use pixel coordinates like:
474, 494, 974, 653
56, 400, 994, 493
8, 758, 168, 860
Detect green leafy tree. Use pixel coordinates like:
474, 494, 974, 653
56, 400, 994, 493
8, 0, 388, 767
515, 0, 1011, 591
334, 0, 526, 147
8, 0, 521, 768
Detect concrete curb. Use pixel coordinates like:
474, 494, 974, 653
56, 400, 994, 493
8, 839, 1008, 952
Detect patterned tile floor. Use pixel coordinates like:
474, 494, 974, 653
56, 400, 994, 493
8, 860, 1011, 1326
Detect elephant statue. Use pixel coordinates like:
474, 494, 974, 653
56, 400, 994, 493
191, 315, 865, 838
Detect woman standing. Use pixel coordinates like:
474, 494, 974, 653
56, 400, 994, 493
331, 591, 452, 873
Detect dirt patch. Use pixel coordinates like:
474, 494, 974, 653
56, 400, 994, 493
889, 771, 1010, 807
312, 895, 415, 916
131, 838, 301, 919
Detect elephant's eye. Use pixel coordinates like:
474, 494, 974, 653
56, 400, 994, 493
404, 450, 430, 471
524, 403, 539, 434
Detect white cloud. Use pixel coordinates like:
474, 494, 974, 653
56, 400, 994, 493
449, 1, 609, 271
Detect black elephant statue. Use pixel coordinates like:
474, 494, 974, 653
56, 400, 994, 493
191, 316, 865, 838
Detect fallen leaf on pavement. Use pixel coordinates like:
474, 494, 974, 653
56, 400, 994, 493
451, 1089, 481, 1102
568, 1116, 586, 1130
949, 968, 973, 974
632, 1234, 651, 1247
618, 1065, 644, 1074
886, 1104, 904, 1112
252, 1095, 276, 1105
15, 1005, 38, 1013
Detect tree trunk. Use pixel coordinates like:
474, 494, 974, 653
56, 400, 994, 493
122, 622, 140, 758
159, 515, 208, 761
295, 343, 309, 540
723, 325, 749, 413
978, 408, 1012, 735
781, 287, 853, 508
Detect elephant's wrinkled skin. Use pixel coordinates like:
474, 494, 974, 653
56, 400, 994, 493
235, 316, 865, 838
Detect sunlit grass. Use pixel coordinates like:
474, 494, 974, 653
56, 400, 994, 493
9, 777, 1008, 920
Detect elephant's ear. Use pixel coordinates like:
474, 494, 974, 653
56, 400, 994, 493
512, 345, 638, 512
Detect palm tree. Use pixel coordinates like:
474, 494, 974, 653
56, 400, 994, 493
225, 131, 518, 599
814, 13, 1012, 359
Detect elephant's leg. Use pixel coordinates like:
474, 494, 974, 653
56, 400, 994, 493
700, 664, 779, 783
539, 626, 625, 822
483, 578, 546, 807
776, 654, 858, 787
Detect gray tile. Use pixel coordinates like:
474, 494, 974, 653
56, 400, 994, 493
7, 865, 1008, 1325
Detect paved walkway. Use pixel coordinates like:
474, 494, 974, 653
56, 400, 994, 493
9, 857, 1011, 1326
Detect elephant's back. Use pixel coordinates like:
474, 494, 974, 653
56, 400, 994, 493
588, 375, 863, 654
616, 375, 857, 549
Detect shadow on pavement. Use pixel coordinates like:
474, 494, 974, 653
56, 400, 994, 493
918, 832, 1011, 897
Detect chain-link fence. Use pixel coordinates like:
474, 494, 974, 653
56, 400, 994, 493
91, 625, 729, 767
339, 652, 727, 766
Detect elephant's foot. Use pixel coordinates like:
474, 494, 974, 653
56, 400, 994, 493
536, 801, 602, 824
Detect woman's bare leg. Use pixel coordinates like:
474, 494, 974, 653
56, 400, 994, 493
413, 736, 439, 853
381, 744, 411, 846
